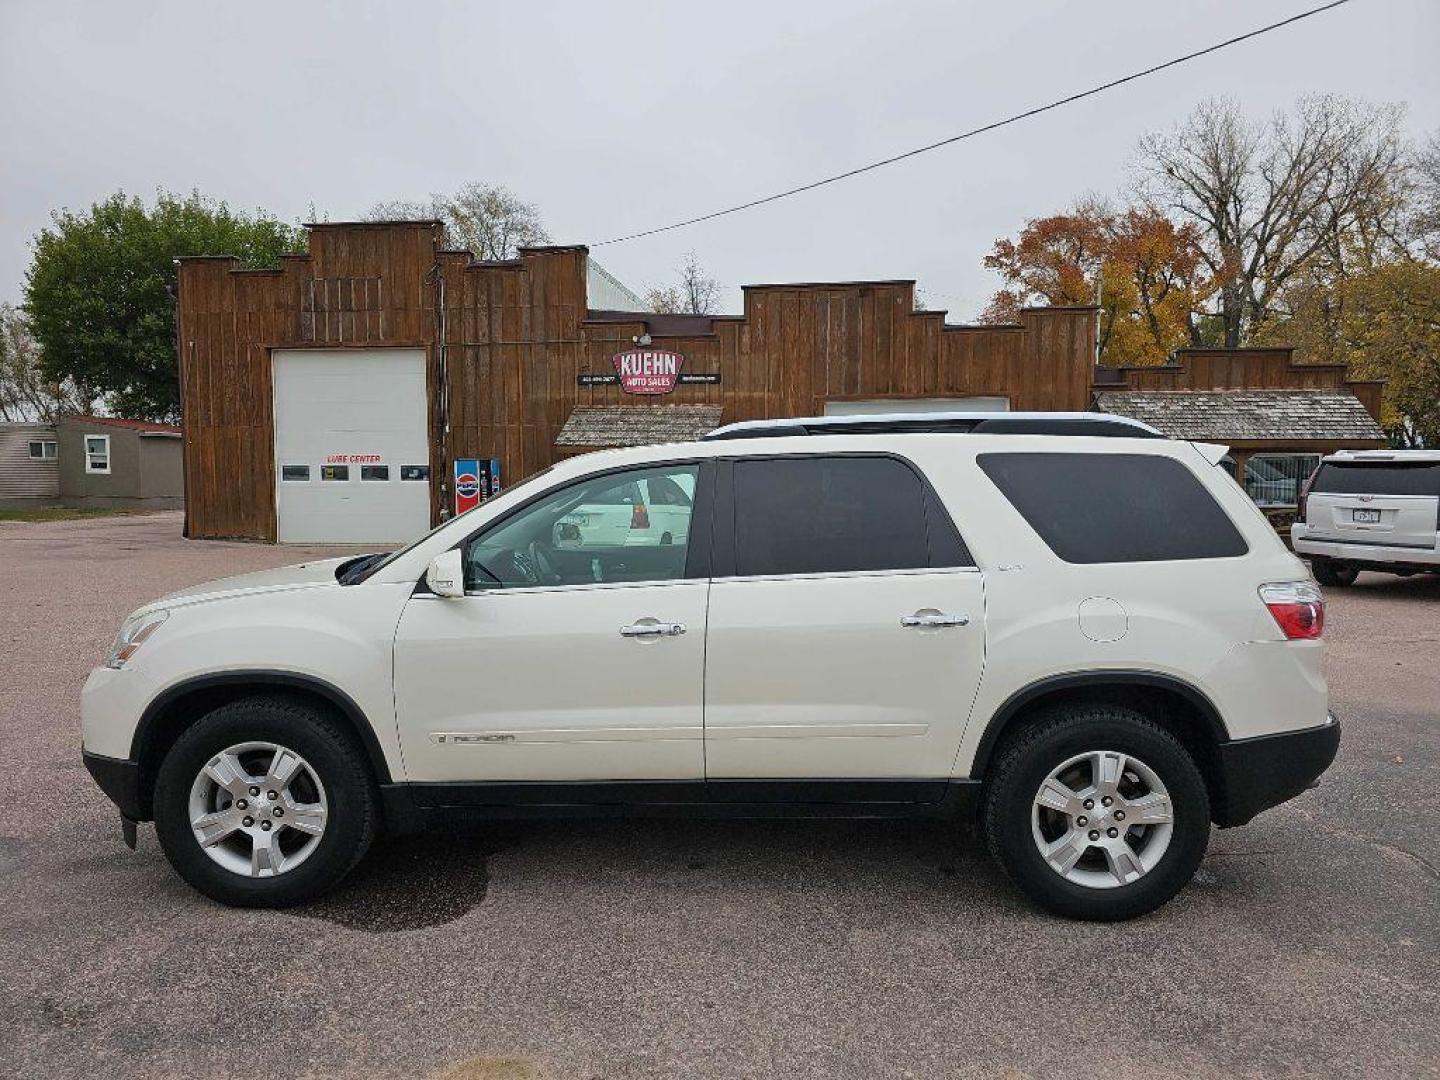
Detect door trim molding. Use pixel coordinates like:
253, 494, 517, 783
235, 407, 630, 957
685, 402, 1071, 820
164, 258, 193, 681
703, 723, 929, 740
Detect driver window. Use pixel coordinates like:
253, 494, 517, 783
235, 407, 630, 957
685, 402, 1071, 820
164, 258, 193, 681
464, 464, 701, 590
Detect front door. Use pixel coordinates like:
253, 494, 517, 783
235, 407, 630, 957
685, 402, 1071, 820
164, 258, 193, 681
393, 462, 711, 784
702, 455, 986, 793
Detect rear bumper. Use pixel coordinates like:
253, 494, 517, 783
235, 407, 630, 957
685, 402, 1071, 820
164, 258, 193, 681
1292, 526, 1440, 566
1213, 714, 1340, 827
82, 749, 146, 821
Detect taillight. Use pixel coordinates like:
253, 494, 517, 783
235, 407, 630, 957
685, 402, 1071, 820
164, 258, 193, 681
1259, 581, 1325, 640
631, 502, 650, 529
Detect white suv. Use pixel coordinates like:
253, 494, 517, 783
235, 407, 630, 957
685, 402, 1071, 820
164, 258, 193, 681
82, 413, 1339, 920
1292, 449, 1440, 586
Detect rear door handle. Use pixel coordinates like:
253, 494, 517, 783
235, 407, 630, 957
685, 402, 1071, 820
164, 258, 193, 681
901, 612, 970, 628
620, 620, 686, 638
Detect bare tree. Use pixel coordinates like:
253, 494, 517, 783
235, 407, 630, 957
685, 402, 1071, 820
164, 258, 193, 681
1137, 96, 1407, 347
644, 251, 721, 315
366, 182, 549, 260
0, 304, 92, 421
1412, 130, 1440, 261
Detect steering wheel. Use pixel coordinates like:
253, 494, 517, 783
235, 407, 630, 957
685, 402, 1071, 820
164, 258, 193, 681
527, 539, 561, 584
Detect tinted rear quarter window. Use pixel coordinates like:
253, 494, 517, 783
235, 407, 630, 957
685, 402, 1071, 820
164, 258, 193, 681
733, 456, 966, 575
1311, 461, 1440, 497
978, 452, 1248, 564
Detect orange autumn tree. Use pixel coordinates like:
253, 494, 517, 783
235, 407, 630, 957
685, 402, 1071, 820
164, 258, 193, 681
981, 201, 1215, 366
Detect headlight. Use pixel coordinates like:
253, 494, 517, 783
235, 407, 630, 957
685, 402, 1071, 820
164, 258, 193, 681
105, 609, 169, 669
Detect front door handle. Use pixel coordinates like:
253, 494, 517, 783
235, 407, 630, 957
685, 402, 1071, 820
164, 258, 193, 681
901, 612, 970, 628
620, 620, 686, 638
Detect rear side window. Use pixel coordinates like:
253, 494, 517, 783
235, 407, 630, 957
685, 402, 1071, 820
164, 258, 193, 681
978, 452, 1248, 564
589, 481, 643, 506
1311, 461, 1440, 497
732, 456, 967, 576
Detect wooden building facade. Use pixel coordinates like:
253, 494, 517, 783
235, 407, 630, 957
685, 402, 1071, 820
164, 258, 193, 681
176, 221, 1386, 543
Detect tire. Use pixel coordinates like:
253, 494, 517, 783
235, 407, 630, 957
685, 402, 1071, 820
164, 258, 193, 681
1311, 559, 1359, 587
153, 695, 379, 907
981, 704, 1211, 921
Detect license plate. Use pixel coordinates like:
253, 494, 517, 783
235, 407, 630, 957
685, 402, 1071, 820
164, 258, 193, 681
1353, 509, 1381, 524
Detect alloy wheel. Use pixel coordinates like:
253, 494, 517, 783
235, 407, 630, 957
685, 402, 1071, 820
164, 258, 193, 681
187, 741, 329, 878
1030, 750, 1175, 889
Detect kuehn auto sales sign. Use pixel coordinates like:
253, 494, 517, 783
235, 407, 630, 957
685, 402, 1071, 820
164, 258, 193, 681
613, 349, 684, 394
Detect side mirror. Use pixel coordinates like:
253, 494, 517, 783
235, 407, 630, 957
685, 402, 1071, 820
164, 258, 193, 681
426, 549, 466, 598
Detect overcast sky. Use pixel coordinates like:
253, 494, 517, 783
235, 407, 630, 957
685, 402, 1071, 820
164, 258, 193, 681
2, 0, 1437, 319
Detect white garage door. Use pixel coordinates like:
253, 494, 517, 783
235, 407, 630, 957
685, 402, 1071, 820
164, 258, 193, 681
273, 349, 431, 544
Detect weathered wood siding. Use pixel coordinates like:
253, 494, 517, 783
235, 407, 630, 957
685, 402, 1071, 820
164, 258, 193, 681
1096, 348, 1386, 423
177, 224, 443, 539
178, 223, 1101, 541
0, 423, 59, 503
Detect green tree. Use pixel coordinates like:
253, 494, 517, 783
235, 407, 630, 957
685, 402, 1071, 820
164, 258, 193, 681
23, 191, 302, 422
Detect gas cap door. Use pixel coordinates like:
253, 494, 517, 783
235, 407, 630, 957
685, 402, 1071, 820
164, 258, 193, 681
1078, 596, 1128, 643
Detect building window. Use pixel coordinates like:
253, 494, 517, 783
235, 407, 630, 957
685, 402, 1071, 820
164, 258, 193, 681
85, 435, 111, 474
281, 465, 310, 482
28, 439, 58, 460
320, 465, 349, 481
1244, 454, 1321, 508
360, 465, 390, 481
400, 465, 429, 481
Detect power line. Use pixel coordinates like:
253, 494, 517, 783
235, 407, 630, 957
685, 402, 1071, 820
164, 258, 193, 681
592, 0, 1355, 247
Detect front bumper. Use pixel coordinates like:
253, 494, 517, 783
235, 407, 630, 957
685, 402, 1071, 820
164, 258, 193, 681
82, 749, 147, 821
1213, 714, 1340, 827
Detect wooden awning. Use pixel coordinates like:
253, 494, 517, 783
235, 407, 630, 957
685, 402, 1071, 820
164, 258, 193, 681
555, 405, 724, 448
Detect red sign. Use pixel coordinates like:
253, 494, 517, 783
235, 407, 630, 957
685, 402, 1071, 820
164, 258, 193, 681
454, 458, 482, 515
612, 349, 684, 395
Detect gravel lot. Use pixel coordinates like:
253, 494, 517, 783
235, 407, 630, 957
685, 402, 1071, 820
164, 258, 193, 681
2, 512, 1437, 1079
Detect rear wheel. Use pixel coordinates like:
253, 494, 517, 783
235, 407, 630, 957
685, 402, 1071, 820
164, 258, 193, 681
1311, 559, 1359, 587
982, 705, 1210, 921
153, 696, 379, 907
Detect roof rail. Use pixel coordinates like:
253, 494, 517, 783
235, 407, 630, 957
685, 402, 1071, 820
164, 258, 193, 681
702, 411, 1165, 441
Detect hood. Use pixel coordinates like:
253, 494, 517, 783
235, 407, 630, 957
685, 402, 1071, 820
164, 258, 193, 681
158, 557, 353, 607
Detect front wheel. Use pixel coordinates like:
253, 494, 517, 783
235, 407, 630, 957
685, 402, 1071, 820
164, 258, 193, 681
982, 706, 1211, 921
153, 696, 379, 907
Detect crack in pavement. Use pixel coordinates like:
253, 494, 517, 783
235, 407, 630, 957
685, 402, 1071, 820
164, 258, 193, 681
1292, 806, 1440, 882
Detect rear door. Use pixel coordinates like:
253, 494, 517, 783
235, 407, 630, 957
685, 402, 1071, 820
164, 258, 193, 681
1306, 460, 1440, 551
702, 454, 985, 796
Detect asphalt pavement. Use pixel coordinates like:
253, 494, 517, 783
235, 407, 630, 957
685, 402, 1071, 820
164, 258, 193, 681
2, 512, 1436, 1079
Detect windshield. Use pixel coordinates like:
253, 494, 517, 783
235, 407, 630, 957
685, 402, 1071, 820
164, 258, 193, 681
341, 465, 558, 583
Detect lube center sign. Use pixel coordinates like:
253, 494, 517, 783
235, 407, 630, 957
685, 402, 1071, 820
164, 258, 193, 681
613, 349, 684, 394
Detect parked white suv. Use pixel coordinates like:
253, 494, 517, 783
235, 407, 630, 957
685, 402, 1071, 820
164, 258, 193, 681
82, 413, 1339, 920
1292, 449, 1440, 586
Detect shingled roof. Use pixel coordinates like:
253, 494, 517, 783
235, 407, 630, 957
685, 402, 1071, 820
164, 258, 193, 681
1094, 389, 1384, 442
556, 405, 724, 448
